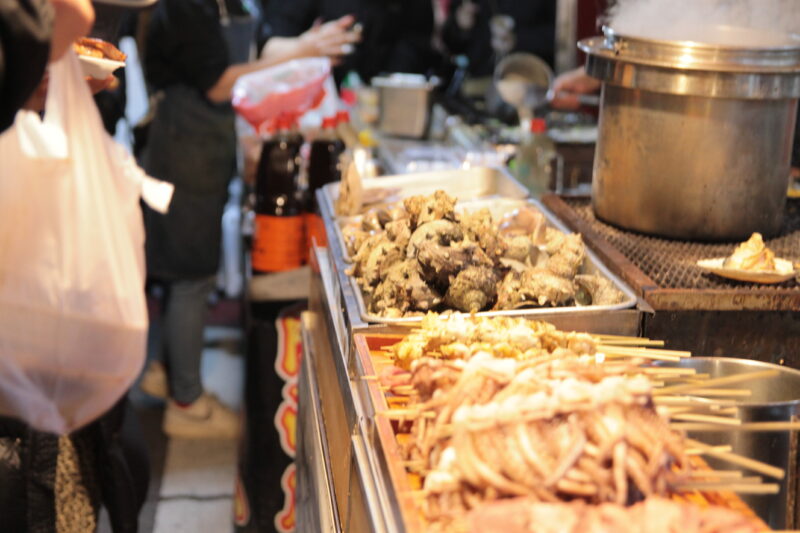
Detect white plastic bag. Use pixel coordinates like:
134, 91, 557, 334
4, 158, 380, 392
0, 51, 157, 434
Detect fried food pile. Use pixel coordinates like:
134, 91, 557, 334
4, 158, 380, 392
343, 191, 624, 317
463, 497, 763, 533
381, 315, 691, 528
723, 232, 776, 272
73, 37, 127, 62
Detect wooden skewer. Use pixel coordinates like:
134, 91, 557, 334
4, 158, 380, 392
654, 396, 735, 406
603, 351, 682, 363
593, 334, 657, 342
674, 482, 780, 494
360, 375, 378, 380
670, 413, 742, 426
597, 344, 691, 356
686, 389, 754, 397
654, 369, 779, 396
685, 438, 784, 479
672, 421, 800, 432
596, 339, 666, 347
686, 444, 733, 455
642, 367, 697, 375
686, 469, 744, 479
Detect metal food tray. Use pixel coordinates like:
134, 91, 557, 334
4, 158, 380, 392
334, 197, 638, 324
320, 166, 528, 220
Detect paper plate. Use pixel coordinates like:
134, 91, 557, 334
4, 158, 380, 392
696, 257, 796, 284
78, 55, 125, 80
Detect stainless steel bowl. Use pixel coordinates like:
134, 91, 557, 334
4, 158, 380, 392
658, 357, 800, 528
579, 26, 800, 240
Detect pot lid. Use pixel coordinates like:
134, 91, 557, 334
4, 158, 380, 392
580, 25, 800, 74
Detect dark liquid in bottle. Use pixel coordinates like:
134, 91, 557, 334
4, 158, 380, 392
252, 131, 305, 273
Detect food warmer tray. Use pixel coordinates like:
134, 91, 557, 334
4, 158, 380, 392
329, 196, 640, 326
319, 166, 529, 221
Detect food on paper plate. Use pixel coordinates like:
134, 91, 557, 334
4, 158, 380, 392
697, 232, 796, 283
73, 37, 127, 62
723, 232, 775, 272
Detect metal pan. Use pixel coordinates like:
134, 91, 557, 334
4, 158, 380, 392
334, 197, 638, 324
320, 166, 529, 220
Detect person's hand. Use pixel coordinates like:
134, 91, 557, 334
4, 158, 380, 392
87, 74, 118, 94
23, 73, 118, 112
297, 15, 361, 65
49, 0, 95, 62
549, 67, 601, 110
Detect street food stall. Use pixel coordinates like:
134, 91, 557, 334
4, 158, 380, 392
248, 13, 800, 533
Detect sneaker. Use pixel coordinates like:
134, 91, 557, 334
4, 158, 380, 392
163, 393, 241, 440
139, 360, 169, 399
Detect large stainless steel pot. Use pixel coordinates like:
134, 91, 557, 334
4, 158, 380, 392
661, 357, 800, 529
579, 26, 800, 240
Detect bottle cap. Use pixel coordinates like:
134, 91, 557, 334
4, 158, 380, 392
530, 118, 547, 134
322, 116, 337, 129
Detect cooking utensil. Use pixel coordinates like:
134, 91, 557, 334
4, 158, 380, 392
493, 53, 554, 122
657, 357, 800, 529
579, 26, 800, 240
373, 74, 439, 139
696, 257, 797, 284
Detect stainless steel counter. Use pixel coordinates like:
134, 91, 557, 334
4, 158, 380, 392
297, 177, 651, 531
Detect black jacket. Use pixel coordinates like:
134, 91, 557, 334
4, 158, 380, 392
0, 399, 149, 533
443, 0, 556, 77
260, 0, 439, 82
0, 0, 52, 133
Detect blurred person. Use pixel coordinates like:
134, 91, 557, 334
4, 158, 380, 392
138, 0, 357, 439
260, 0, 440, 82
0, 0, 94, 133
442, 0, 557, 77
2, 4, 152, 533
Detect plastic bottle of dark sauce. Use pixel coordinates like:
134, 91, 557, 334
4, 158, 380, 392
305, 113, 346, 250
251, 117, 305, 273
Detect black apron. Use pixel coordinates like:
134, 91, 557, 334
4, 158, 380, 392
141, 0, 257, 280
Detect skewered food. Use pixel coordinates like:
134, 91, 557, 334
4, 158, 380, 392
344, 192, 624, 316
723, 232, 776, 271
415, 368, 688, 521
73, 37, 127, 62
463, 497, 763, 533
372, 315, 768, 532
389, 314, 596, 369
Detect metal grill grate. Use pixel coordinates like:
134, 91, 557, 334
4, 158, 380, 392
562, 198, 800, 291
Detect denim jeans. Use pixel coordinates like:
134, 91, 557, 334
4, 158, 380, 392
153, 277, 216, 405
